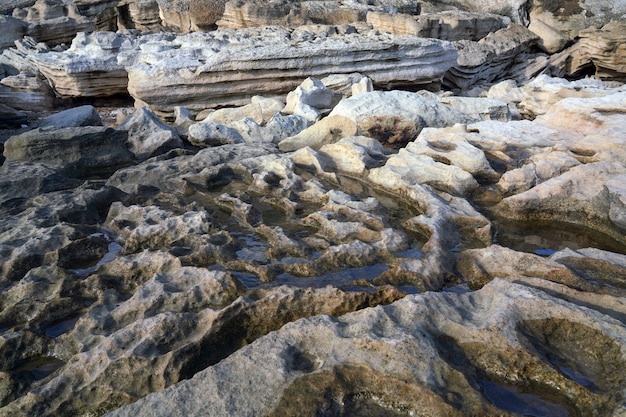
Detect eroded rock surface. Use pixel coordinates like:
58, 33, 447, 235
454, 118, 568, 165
1, 2, 626, 416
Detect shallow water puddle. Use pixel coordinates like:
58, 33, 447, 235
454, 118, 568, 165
480, 380, 569, 417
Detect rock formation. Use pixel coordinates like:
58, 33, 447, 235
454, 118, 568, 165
0, 2, 625, 417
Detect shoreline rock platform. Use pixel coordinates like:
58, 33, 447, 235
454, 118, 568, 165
1, 1, 626, 416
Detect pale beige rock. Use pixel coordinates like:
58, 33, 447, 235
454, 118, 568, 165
278, 115, 357, 152
492, 161, 626, 247
105, 278, 626, 417
519, 74, 624, 117
528, 18, 570, 54
367, 10, 510, 41
409, 124, 499, 183
574, 21, 626, 79
0, 70, 55, 111
127, 27, 458, 117
327, 90, 472, 148
437, 96, 511, 121
204, 96, 284, 126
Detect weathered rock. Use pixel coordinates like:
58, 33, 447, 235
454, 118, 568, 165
37, 105, 103, 128
12, 0, 96, 46
367, 10, 510, 41
437, 96, 512, 121
571, 21, 626, 79
104, 278, 626, 417
527, 17, 570, 54
0, 162, 83, 205
326, 90, 473, 148
188, 121, 244, 147
529, 0, 626, 38
17, 31, 134, 98
492, 161, 626, 247
3, 126, 135, 178
0, 104, 28, 129
409, 124, 499, 183
126, 26, 458, 116
0, 15, 27, 52
216, 0, 386, 29
278, 115, 357, 152
534, 91, 626, 138
203, 96, 284, 126
445, 24, 539, 91
283, 77, 342, 122
116, 106, 183, 159
0, 71, 56, 111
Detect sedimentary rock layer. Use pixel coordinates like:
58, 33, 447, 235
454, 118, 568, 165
126, 26, 458, 116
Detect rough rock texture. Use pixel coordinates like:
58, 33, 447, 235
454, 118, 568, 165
367, 10, 511, 41
126, 26, 458, 116
571, 21, 626, 79
445, 24, 539, 91
325, 90, 473, 148
3, 126, 135, 178
104, 278, 626, 417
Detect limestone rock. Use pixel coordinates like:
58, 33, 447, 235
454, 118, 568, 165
534, 91, 626, 138
437, 96, 511, 121
278, 115, 357, 152
204, 96, 284, 126
327, 90, 473, 148
116, 106, 183, 160
572, 21, 626, 79
3, 126, 135, 178
0, 71, 56, 111
0, 16, 27, 52
13, 0, 96, 46
367, 10, 510, 41
283, 77, 342, 122
18, 31, 135, 98
529, 0, 626, 38
105, 278, 626, 417
37, 105, 103, 128
0, 162, 82, 206
492, 161, 626, 247
188, 121, 244, 147
409, 124, 499, 183
527, 18, 570, 54
445, 24, 539, 91
126, 26, 458, 116
216, 0, 383, 29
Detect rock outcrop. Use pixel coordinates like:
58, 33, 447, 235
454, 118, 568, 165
1, 1, 626, 416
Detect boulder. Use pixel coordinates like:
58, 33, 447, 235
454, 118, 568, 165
0, 71, 56, 111
282, 77, 342, 122
278, 115, 357, 152
326, 90, 473, 148
37, 105, 103, 128
188, 121, 244, 147
116, 106, 184, 159
3, 126, 135, 178
572, 21, 626, 79
527, 18, 570, 54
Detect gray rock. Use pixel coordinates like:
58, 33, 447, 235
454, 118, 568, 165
188, 121, 244, 147
37, 105, 103, 128
3, 127, 135, 178
445, 24, 539, 91
116, 106, 183, 160
0, 104, 27, 129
